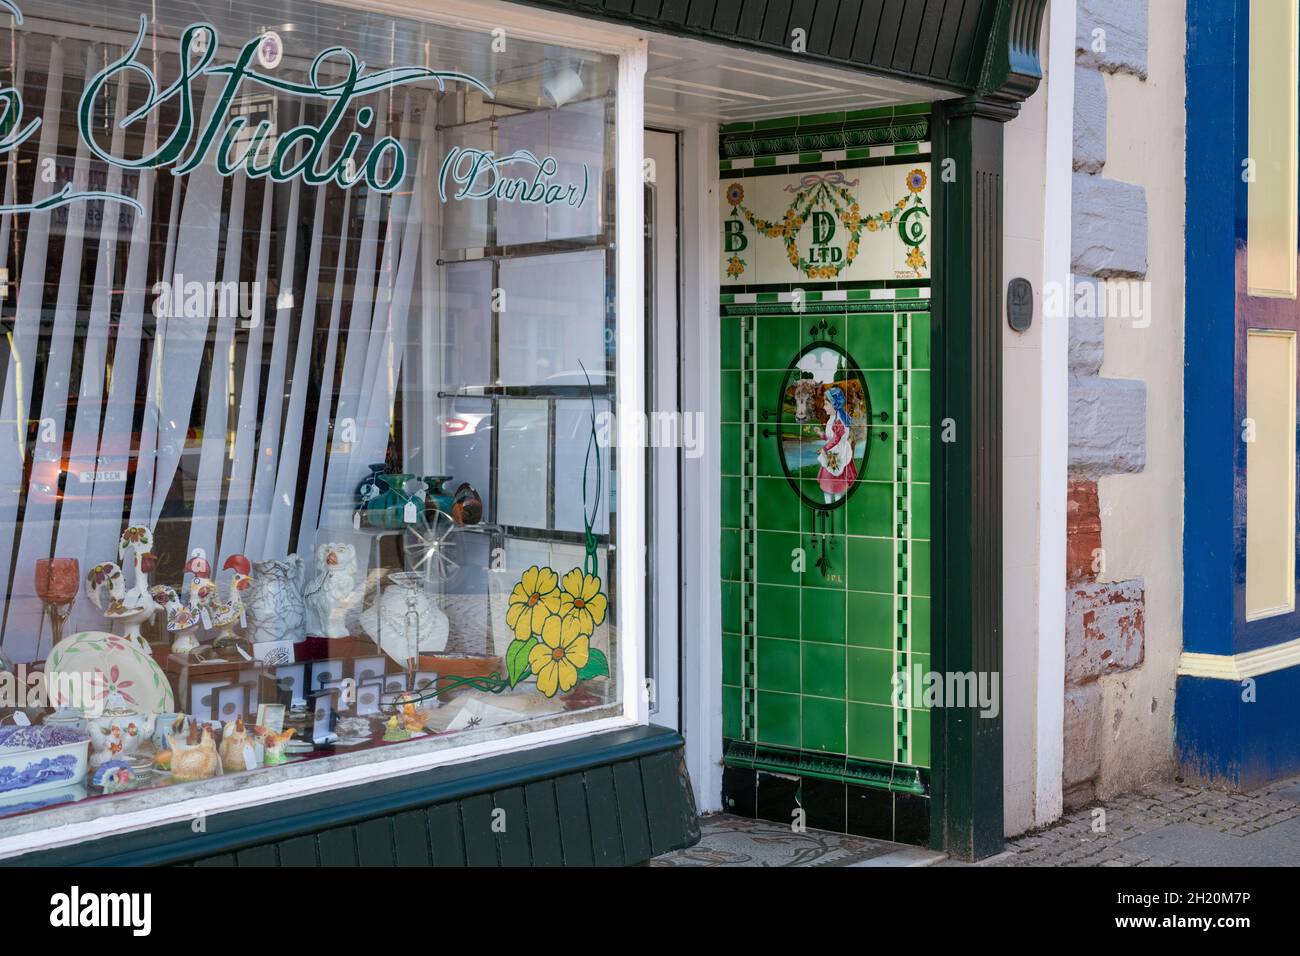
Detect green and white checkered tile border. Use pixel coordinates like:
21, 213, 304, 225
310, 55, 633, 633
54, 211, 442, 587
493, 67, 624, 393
721, 288, 927, 305
720, 142, 930, 172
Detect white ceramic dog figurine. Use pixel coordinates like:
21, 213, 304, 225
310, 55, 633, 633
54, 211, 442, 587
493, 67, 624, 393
303, 543, 358, 638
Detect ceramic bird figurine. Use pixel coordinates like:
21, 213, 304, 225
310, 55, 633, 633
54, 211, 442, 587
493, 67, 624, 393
451, 482, 483, 526
150, 585, 201, 655
258, 726, 295, 766
209, 554, 252, 646
302, 543, 357, 638
91, 759, 134, 794
169, 720, 220, 782
184, 550, 219, 630
219, 717, 257, 773
84, 527, 159, 642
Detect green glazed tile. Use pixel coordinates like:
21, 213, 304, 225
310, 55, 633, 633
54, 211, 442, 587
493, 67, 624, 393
847, 106, 894, 121
722, 632, 742, 686
864, 371, 894, 420
756, 315, 800, 369
721, 316, 743, 370
802, 696, 847, 754
912, 540, 931, 598
802, 642, 846, 699
894, 143, 920, 155
723, 685, 742, 740
756, 530, 802, 586
756, 476, 800, 531
847, 590, 894, 649
846, 536, 894, 593
893, 102, 931, 116
845, 480, 892, 538
757, 584, 800, 639
722, 580, 741, 633
910, 597, 931, 653
911, 427, 931, 482
910, 313, 931, 368
910, 371, 931, 426
910, 708, 931, 767
756, 691, 801, 748
721, 424, 741, 476
911, 481, 930, 539
905, 652, 931, 707
757, 637, 801, 694
721, 476, 742, 529
845, 147, 874, 161
845, 313, 894, 371
802, 534, 847, 590
756, 369, 786, 412
801, 586, 846, 644
847, 702, 895, 762
865, 427, 894, 481
720, 528, 742, 581
757, 427, 786, 478
721, 370, 743, 424
847, 647, 895, 705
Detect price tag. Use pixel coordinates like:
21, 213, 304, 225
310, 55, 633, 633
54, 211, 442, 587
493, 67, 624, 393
12, 712, 30, 726
243, 743, 258, 771
404, 500, 417, 523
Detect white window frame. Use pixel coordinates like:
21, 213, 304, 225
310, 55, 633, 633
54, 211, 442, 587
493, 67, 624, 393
0, 0, 649, 861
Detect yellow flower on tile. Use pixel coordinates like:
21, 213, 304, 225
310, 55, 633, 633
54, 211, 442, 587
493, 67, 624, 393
505, 565, 560, 640
559, 568, 608, 635
907, 246, 927, 272
527, 614, 590, 697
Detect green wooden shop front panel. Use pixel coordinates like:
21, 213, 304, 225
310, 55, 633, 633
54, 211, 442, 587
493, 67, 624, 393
718, 108, 932, 840
9, 726, 697, 867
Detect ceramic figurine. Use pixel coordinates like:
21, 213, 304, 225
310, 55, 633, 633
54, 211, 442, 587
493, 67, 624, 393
451, 482, 483, 526
381, 715, 410, 742
245, 556, 307, 644
184, 550, 219, 630
209, 555, 252, 647
86, 712, 156, 769
258, 726, 295, 766
399, 696, 431, 733
85, 526, 159, 642
302, 543, 358, 638
359, 571, 450, 667
90, 759, 134, 794
218, 717, 257, 773
150, 585, 202, 655
169, 721, 221, 782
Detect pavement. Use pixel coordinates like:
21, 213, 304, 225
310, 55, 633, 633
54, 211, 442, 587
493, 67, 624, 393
650, 774, 1300, 867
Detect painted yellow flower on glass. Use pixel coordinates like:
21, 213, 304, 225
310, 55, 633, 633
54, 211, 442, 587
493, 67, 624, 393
559, 569, 608, 635
505, 565, 560, 640
527, 614, 590, 697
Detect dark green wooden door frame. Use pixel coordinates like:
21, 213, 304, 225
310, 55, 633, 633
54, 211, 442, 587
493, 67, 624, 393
928, 1, 1047, 862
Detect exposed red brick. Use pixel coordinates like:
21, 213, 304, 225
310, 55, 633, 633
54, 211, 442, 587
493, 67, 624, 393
1066, 479, 1102, 582
1065, 579, 1146, 683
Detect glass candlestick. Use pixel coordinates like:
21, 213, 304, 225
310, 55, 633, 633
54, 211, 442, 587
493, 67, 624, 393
35, 557, 79, 660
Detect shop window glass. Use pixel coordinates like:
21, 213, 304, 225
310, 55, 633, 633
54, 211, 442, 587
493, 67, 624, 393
0, 0, 621, 822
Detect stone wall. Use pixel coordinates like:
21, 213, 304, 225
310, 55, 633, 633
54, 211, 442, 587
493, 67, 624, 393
1064, 0, 1182, 807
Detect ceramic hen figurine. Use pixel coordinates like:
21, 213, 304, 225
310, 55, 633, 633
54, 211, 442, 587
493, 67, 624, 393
169, 720, 220, 782
218, 717, 256, 773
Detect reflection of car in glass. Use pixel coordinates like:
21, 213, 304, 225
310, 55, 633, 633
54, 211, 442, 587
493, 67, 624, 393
24, 399, 188, 505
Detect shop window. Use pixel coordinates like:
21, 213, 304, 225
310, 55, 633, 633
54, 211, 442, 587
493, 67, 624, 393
1247, 0, 1298, 299
1245, 330, 1296, 620
0, 0, 622, 821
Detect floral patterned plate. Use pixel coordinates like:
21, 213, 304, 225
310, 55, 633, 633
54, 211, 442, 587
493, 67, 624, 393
45, 630, 174, 714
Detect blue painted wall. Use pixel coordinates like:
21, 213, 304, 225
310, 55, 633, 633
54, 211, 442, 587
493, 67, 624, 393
1182, 0, 1300, 787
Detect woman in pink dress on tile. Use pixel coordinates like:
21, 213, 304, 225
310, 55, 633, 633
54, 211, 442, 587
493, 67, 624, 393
817, 385, 857, 504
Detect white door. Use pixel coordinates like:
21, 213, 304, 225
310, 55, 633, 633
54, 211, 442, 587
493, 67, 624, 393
645, 129, 681, 729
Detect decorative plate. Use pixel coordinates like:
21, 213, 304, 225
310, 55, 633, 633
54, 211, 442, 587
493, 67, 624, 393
45, 630, 174, 714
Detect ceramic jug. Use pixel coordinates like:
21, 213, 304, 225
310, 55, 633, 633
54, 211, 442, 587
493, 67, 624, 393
245, 556, 307, 644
